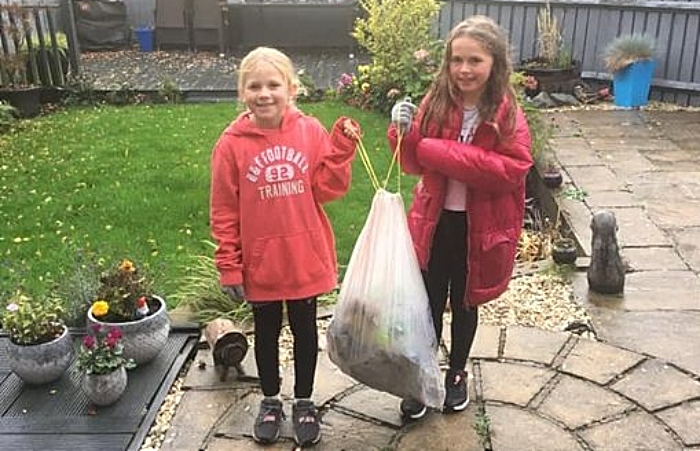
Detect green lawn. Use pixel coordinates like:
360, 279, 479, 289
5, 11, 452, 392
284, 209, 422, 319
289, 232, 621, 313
0, 100, 415, 305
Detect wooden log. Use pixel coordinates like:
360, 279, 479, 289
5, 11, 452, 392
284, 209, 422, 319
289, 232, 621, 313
204, 318, 248, 382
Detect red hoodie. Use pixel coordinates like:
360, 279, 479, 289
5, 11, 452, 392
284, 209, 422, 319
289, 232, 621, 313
210, 108, 357, 302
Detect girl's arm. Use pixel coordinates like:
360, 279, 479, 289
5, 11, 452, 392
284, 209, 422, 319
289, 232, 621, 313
415, 108, 533, 193
210, 136, 244, 286
313, 117, 359, 204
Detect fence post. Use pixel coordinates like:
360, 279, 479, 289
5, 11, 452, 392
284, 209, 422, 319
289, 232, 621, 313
62, 0, 80, 75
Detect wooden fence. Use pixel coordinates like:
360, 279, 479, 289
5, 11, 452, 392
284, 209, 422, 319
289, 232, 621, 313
437, 0, 700, 106
0, 1, 70, 88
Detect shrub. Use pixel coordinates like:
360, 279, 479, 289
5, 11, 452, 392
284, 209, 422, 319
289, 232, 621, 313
338, 0, 442, 113
603, 34, 656, 74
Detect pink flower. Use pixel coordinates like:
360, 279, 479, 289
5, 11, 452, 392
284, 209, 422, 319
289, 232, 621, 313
107, 327, 122, 340
82, 335, 96, 349
106, 335, 119, 348
339, 73, 353, 86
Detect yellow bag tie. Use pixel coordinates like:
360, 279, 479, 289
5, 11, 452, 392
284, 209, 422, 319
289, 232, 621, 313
355, 127, 404, 194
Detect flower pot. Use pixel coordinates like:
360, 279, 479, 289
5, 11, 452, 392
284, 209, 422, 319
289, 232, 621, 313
552, 238, 578, 265
7, 325, 74, 385
82, 366, 128, 406
86, 295, 170, 365
613, 60, 656, 108
542, 169, 563, 189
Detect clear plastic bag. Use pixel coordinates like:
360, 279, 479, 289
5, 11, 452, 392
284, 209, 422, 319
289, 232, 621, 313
327, 189, 445, 408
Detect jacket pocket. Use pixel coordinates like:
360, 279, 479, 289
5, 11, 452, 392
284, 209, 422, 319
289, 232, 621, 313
477, 228, 518, 288
246, 231, 332, 291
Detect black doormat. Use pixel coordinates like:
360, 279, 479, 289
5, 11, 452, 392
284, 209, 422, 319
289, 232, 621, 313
0, 325, 200, 451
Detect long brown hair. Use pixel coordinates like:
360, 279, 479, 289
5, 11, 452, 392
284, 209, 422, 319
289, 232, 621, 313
420, 16, 517, 137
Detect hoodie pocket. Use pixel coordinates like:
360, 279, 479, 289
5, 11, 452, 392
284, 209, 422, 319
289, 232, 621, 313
247, 231, 332, 291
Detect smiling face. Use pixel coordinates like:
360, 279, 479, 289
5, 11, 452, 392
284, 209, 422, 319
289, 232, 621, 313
241, 60, 296, 129
448, 35, 494, 107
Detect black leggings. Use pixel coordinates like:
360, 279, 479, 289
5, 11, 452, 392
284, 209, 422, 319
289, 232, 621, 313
423, 210, 478, 371
251, 298, 318, 398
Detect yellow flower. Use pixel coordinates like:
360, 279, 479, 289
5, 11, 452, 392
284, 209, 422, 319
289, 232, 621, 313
361, 82, 370, 93
118, 259, 135, 273
92, 300, 109, 317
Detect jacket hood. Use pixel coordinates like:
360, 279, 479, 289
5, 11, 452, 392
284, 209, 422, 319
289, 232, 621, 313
225, 107, 304, 137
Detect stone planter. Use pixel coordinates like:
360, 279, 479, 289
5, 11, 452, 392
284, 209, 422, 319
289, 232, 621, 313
7, 325, 74, 385
82, 366, 128, 406
518, 59, 583, 94
86, 295, 170, 365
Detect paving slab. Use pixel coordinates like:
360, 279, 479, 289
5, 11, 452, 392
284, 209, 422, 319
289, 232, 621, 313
610, 359, 700, 411
603, 207, 673, 247
657, 399, 700, 447
479, 361, 555, 407
395, 409, 482, 451
646, 198, 700, 229
502, 326, 569, 365
621, 247, 689, 272
536, 375, 633, 429
579, 411, 683, 451
558, 338, 644, 385
668, 228, 700, 273
486, 404, 585, 451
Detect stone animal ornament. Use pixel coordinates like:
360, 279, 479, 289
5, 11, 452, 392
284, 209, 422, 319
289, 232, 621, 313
587, 210, 625, 294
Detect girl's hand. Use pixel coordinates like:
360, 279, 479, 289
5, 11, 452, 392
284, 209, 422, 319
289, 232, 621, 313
342, 118, 362, 142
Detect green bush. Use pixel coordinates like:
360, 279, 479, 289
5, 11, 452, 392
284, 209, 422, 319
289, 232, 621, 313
337, 0, 442, 113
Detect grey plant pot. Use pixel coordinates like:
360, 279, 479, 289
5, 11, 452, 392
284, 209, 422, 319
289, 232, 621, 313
82, 366, 128, 406
86, 295, 171, 366
7, 325, 74, 385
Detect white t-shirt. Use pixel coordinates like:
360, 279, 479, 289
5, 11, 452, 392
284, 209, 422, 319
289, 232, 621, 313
444, 107, 479, 211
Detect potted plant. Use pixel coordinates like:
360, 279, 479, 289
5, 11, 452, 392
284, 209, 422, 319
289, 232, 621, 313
546, 204, 578, 265
86, 259, 170, 365
603, 34, 657, 108
2, 291, 74, 385
76, 324, 136, 406
519, 2, 581, 95
541, 157, 564, 189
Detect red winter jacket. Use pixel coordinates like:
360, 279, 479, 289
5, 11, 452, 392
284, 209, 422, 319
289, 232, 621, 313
387, 96, 532, 307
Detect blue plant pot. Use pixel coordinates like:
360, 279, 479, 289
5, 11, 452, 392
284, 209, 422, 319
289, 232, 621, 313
613, 60, 656, 108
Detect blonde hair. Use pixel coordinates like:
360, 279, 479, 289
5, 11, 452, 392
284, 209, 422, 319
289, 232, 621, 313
237, 46, 299, 101
420, 16, 516, 136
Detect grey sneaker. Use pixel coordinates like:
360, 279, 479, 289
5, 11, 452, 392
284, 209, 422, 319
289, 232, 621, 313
292, 400, 321, 446
400, 398, 427, 420
252, 398, 284, 444
444, 369, 469, 412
